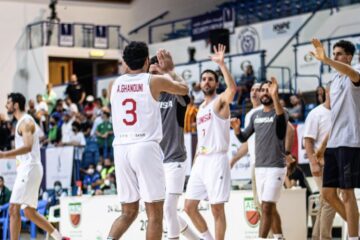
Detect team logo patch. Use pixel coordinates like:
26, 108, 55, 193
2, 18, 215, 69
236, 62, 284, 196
244, 197, 260, 227
69, 202, 82, 228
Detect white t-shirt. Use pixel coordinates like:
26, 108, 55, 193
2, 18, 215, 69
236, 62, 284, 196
303, 104, 331, 149
327, 66, 360, 148
245, 105, 263, 165
61, 120, 74, 143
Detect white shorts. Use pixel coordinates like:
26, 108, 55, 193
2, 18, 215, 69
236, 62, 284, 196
114, 141, 165, 203
10, 164, 43, 209
255, 167, 286, 203
164, 162, 187, 195
186, 153, 231, 204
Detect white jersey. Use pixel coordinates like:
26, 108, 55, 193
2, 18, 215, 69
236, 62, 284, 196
196, 97, 230, 155
15, 114, 41, 166
111, 73, 163, 145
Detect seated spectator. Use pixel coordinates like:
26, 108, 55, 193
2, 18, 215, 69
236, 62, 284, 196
65, 96, 78, 115
96, 111, 113, 160
83, 164, 102, 194
236, 64, 256, 104
101, 173, 117, 195
68, 121, 86, 147
27, 99, 37, 122
94, 98, 103, 117
190, 82, 204, 106
100, 158, 115, 181
45, 114, 62, 146
90, 107, 109, 137
0, 176, 11, 206
84, 95, 96, 118
43, 83, 57, 114
284, 156, 311, 200
43, 181, 67, 207
184, 96, 198, 133
0, 114, 12, 151
288, 94, 304, 122
100, 88, 110, 107
316, 86, 326, 105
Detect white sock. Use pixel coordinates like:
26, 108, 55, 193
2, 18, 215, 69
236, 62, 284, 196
273, 233, 284, 239
201, 230, 214, 240
50, 229, 62, 240
179, 216, 200, 240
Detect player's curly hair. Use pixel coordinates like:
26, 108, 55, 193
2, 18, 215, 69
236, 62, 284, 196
8, 92, 26, 111
122, 41, 149, 70
333, 40, 356, 56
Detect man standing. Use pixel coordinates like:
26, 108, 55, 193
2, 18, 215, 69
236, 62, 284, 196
149, 56, 200, 240
303, 84, 335, 240
0, 93, 66, 240
64, 74, 86, 109
184, 44, 237, 240
232, 78, 288, 240
107, 42, 189, 240
310, 38, 360, 240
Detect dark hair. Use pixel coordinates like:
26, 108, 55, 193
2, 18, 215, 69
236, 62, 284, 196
8, 93, 26, 111
333, 40, 356, 56
259, 80, 271, 90
0, 176, 4, 182
316, 86, 326, 105
200, 69, 218, 82
72, 121, 81, 131
54, 180, 62, 186
122, 41, 149, 70
150, 56, 158, 65
103, 111, 111, 118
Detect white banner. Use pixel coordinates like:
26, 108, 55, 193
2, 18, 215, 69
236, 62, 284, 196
46, 146, 74, 189
175, 63, 200, 84
228, 130, 251, 180
59, 23, 74, 47
60, 189, 306, 240
0, 159, 17, 190
262, 16, 303, 40
94, 25, 108, 49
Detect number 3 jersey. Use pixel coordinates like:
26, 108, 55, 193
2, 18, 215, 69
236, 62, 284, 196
111, 73, 163, 145
196, 96, 230, 155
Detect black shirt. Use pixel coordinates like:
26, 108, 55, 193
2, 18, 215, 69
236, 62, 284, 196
0, 121, 11, 150
65, 83, 84, 103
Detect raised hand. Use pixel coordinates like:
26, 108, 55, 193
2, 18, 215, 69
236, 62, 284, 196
269, 77, 279, 99
230, 118, 241, 134
310, 38, 327, 62
209, 44, 226, 66
156, 49, 174, 73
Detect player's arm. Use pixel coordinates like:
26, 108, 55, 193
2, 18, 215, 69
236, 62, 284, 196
212, 44, 237, 105
230, 142, 248, 169
0, 119, 35, 159
311, 38, 360, 83
269, 77, 287, 140
231, 117, 254, 143
315, 134, 329, 166
285, 122, 295, 154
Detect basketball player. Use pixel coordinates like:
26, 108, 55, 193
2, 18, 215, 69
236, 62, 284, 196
0, 93, 66, 240
231, 78, 288, 240
184, 44, 237, 240
149, 56, 200, 240
310, 38, 360, 240
107, 41, 189, 240
303, 84, 336, 240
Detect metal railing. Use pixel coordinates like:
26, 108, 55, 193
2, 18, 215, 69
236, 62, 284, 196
27, 21, 128, 49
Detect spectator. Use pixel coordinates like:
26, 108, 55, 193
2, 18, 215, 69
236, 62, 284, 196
43, 181, 67, 207
315, 86, 326, 105
65, 96, 78, 115
90, 107, 108, 137
60, 111, 74, 144
100, 88, 109, 107
35, 94, 49, 131
236, 64, 256, 103
95, 111, 113, 160
100, 158, 115, 181
43, 83, 57, 113
64, 74, 86, 109
190, 82, 204, 106
93, 98, 103, 117
69, 121, 86, 147
84, 95, 96, 118
27, 99, 37, 121
288, 94, 303, 122
101, 173, 117, 195
83, 164, 102, 194
46, 114, 62, 146
279, 98, 286, 108
184, 96, 198, 133
0, 176, 11, 206
284, 156, 311, 199
0, 114, 11, 151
